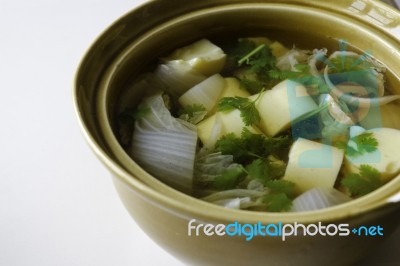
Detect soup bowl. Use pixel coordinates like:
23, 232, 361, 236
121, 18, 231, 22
74, 0, 400, 265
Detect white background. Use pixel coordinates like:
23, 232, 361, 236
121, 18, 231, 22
0, 1, 398, 266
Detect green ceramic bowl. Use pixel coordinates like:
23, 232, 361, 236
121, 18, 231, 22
74, 0, 400, 265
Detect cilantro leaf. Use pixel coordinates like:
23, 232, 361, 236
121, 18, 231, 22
215, 128, 292, 165
336, 132, 378, 157
228, 39, 257, 62
238, 44, 276, 71
237, 43, 277, 82
265, 179, 295, 196
218, 96, 261, 126
268, 64, 329, 94
246, 160, 294, 212
341, 164, 382, 197
263, 192, 293, 212
246, 159, 269, 181
215, 133, 251, 163
213, 165, 247, 190
246, 158, 287, 182
239, 78, 265, 94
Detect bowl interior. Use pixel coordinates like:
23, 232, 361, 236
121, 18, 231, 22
80, 1, 400, 224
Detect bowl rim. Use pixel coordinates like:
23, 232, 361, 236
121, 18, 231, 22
74, 0, 400, 224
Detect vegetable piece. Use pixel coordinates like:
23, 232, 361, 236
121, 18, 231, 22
336, 132, 378, 158
131, 94, 198, 193
236, 43, 277, 88
250, 79, 318, 136
263, 192, 292, 212
238, 44, 275, 72
212, 197, 251, 209
207, 77, 251, 120
178, 74, 226, 114
195, 152, 236, 181
201, 189, 266, 202
341, 164, 383, 197
213, 165, 247, 190
343, 128, 400, 182
291, 188, 352, 212
215, 128, 291, 165
178, 104, 207, 124
154, 60, 206, 96
218, 91, 264, 126
163, 39, 227, 76
245, 157, 286, 182
197, 109, 262, 146
219, 77, 251, 99
283, 138, 344, 194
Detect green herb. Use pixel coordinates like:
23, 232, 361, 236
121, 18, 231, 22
118, 107, 150, 125
239, 44, 266, 65
341, 164, 382, 197
246, 158, 287, 181
268, 64, 311, 80
265, 179, 295, 196
213, 165, 247, 190
228, 39, 257, 62
246, 160, 294, 212
215, 128, 291, 165
238, 44, 276, 74
239, 78, 265, 94
263, 192, 293, 212
268, 64, 329, 94
218, 89, 266, 126
246, 159, 269, 181
336, 132, 378, 157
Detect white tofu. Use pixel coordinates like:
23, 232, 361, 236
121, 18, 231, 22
284, 138, 344, 194
250, 80, 318, 136
344, 128, 400, 182
197, 109, 262, 146
220, 77, 250, 99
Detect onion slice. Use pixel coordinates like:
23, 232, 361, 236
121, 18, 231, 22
323, 66, 400, 108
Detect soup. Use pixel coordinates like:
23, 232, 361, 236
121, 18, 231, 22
116, 37, 400, 212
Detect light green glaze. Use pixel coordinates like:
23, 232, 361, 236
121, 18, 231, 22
74, 1, 400, 265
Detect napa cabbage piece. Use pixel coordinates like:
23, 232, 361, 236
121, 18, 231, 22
154, 39, 227, 96
154, 60, 207, 96
131, 94, 198, 193
178, 74, 226, 114
291, 188, 351, 212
